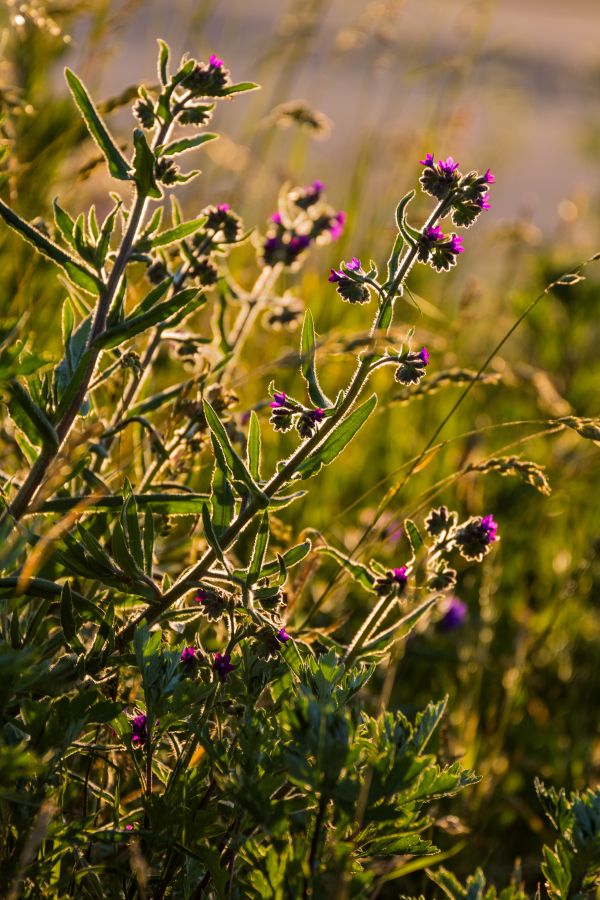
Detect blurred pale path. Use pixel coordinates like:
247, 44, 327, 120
63, 0, 599, 231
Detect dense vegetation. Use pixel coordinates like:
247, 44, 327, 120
1, 4, 599, 898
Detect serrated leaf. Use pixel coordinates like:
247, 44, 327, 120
211, 453, 235, 538
300, 309, 332, 409
413, 697, 448, 753
297, 394, 377, 480
65, 68, 131, 181
202, 503, 230, 571
0, 198, 102, 294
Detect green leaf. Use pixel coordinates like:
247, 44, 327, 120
33, 493, 209, 516
97, 200, 121, 267
5, 379, 58, 450
202, 503, 230, 571
92, 288, 204, 349
246, 411, 261, 480
203, 400, 268, 505
53, 199, 77, 249
297, 394, 377, 480
157, 39, 170, 86
139, 216, 207, 251
219, 81, 261, 96
60, 582, 83, 653
247, 513, 269, 586
65, 68, 131, 181
0, 198, 102, 294
211, 453, 235, 539
315, 544, 376, 592
159, 134, 218, 156
404, 518, 424, 557
413, 696, 448, 753
143, 507, 154, 576
132, 128, 162, 199
395, 189, 420, 246
300, 309, 332, 409
236, 540, 311, 581
121, 487, 144, 569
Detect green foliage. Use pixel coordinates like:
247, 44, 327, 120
0, 16, 599, 900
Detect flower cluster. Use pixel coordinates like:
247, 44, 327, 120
329, 257, 371, 304
182, 54, 231, 97
269, 391, 325, 438
454, 514, 498, 561
417, 225, 464, 272
419, 153, 495, 228
261, 181, 345, 269
375, 566, 409, 598
201, 203, 243, 244
394, 347, 430, 385
194, 585, 230, 620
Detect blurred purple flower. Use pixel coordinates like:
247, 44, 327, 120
270, 391, 287, 408
276, 627, 290, 643
438, 596, 468, 632
271, 211, 282, 224
483, 168, 495, 184
209, 54, 224, 68
328, 211, 346, 240
181, 646, 197, 666
447, 235, 464, 255
131, 714, 147, 746
419, 152, 435, 167
423, 225, 444, 242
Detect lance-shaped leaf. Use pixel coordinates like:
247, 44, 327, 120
316, 544, 376, 592
5, 379, 59, 450
247, 512, 269, 587
246, 411, 262, 480
362, 597, 437, 656
234, 539, 311, 582
33, 493, 209, 516
404, 519, 424, 558
132, 128, 162, 199
201, 503, 230, 572
395, 190, 421, 246
60, 581, 84, 654
210, 448, 235, 539
219, 82, 261, 96
0, 199, 103, 294
300, 309, 332, 409
92, 288, 204, 349
203, 400, 268, 506
65, 68, 131, 181
158, 133, 218, 157
297, 394, 377, 480
136, 216, 207, 251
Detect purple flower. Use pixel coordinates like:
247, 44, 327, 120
328, 211, 346, 241
329, 256, 362, 283
480, 514, 498, 543
271, 211, 282, 224
423, 225, 444, 243
419, 152, 435, 167
311, 179, 325, 192
418, 347, 430, 365
213, 652, 236, 682
181, 646, 197, 666
209, 54, 224, 68
392, 566, 408, 587
438, 156, 460, 176
276, 627, 290, 643
447, 235, 464, 255
217, 203, 230, 212
289, 234, 311, 252
438, 596, 468, 632
270, 391, 287, 408
131, 714, 147, 746
483, 168, 495, 184
264, 235, 281, 253
455, 514, 499, 561
312, 408, 325, 422
477, 195, 491, 211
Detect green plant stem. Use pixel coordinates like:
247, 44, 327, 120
342, 590, 397, 667
5, 113, 177, 522
114, 198, 449, 648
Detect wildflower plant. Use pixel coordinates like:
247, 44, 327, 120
0, 36, 599, 899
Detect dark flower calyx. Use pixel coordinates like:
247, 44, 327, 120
455, 514, 499, 561
425, 505, 457, 537
183, 55, 231, 97
395, 347, 430, 385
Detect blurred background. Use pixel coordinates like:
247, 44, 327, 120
1, 0, 600, 891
